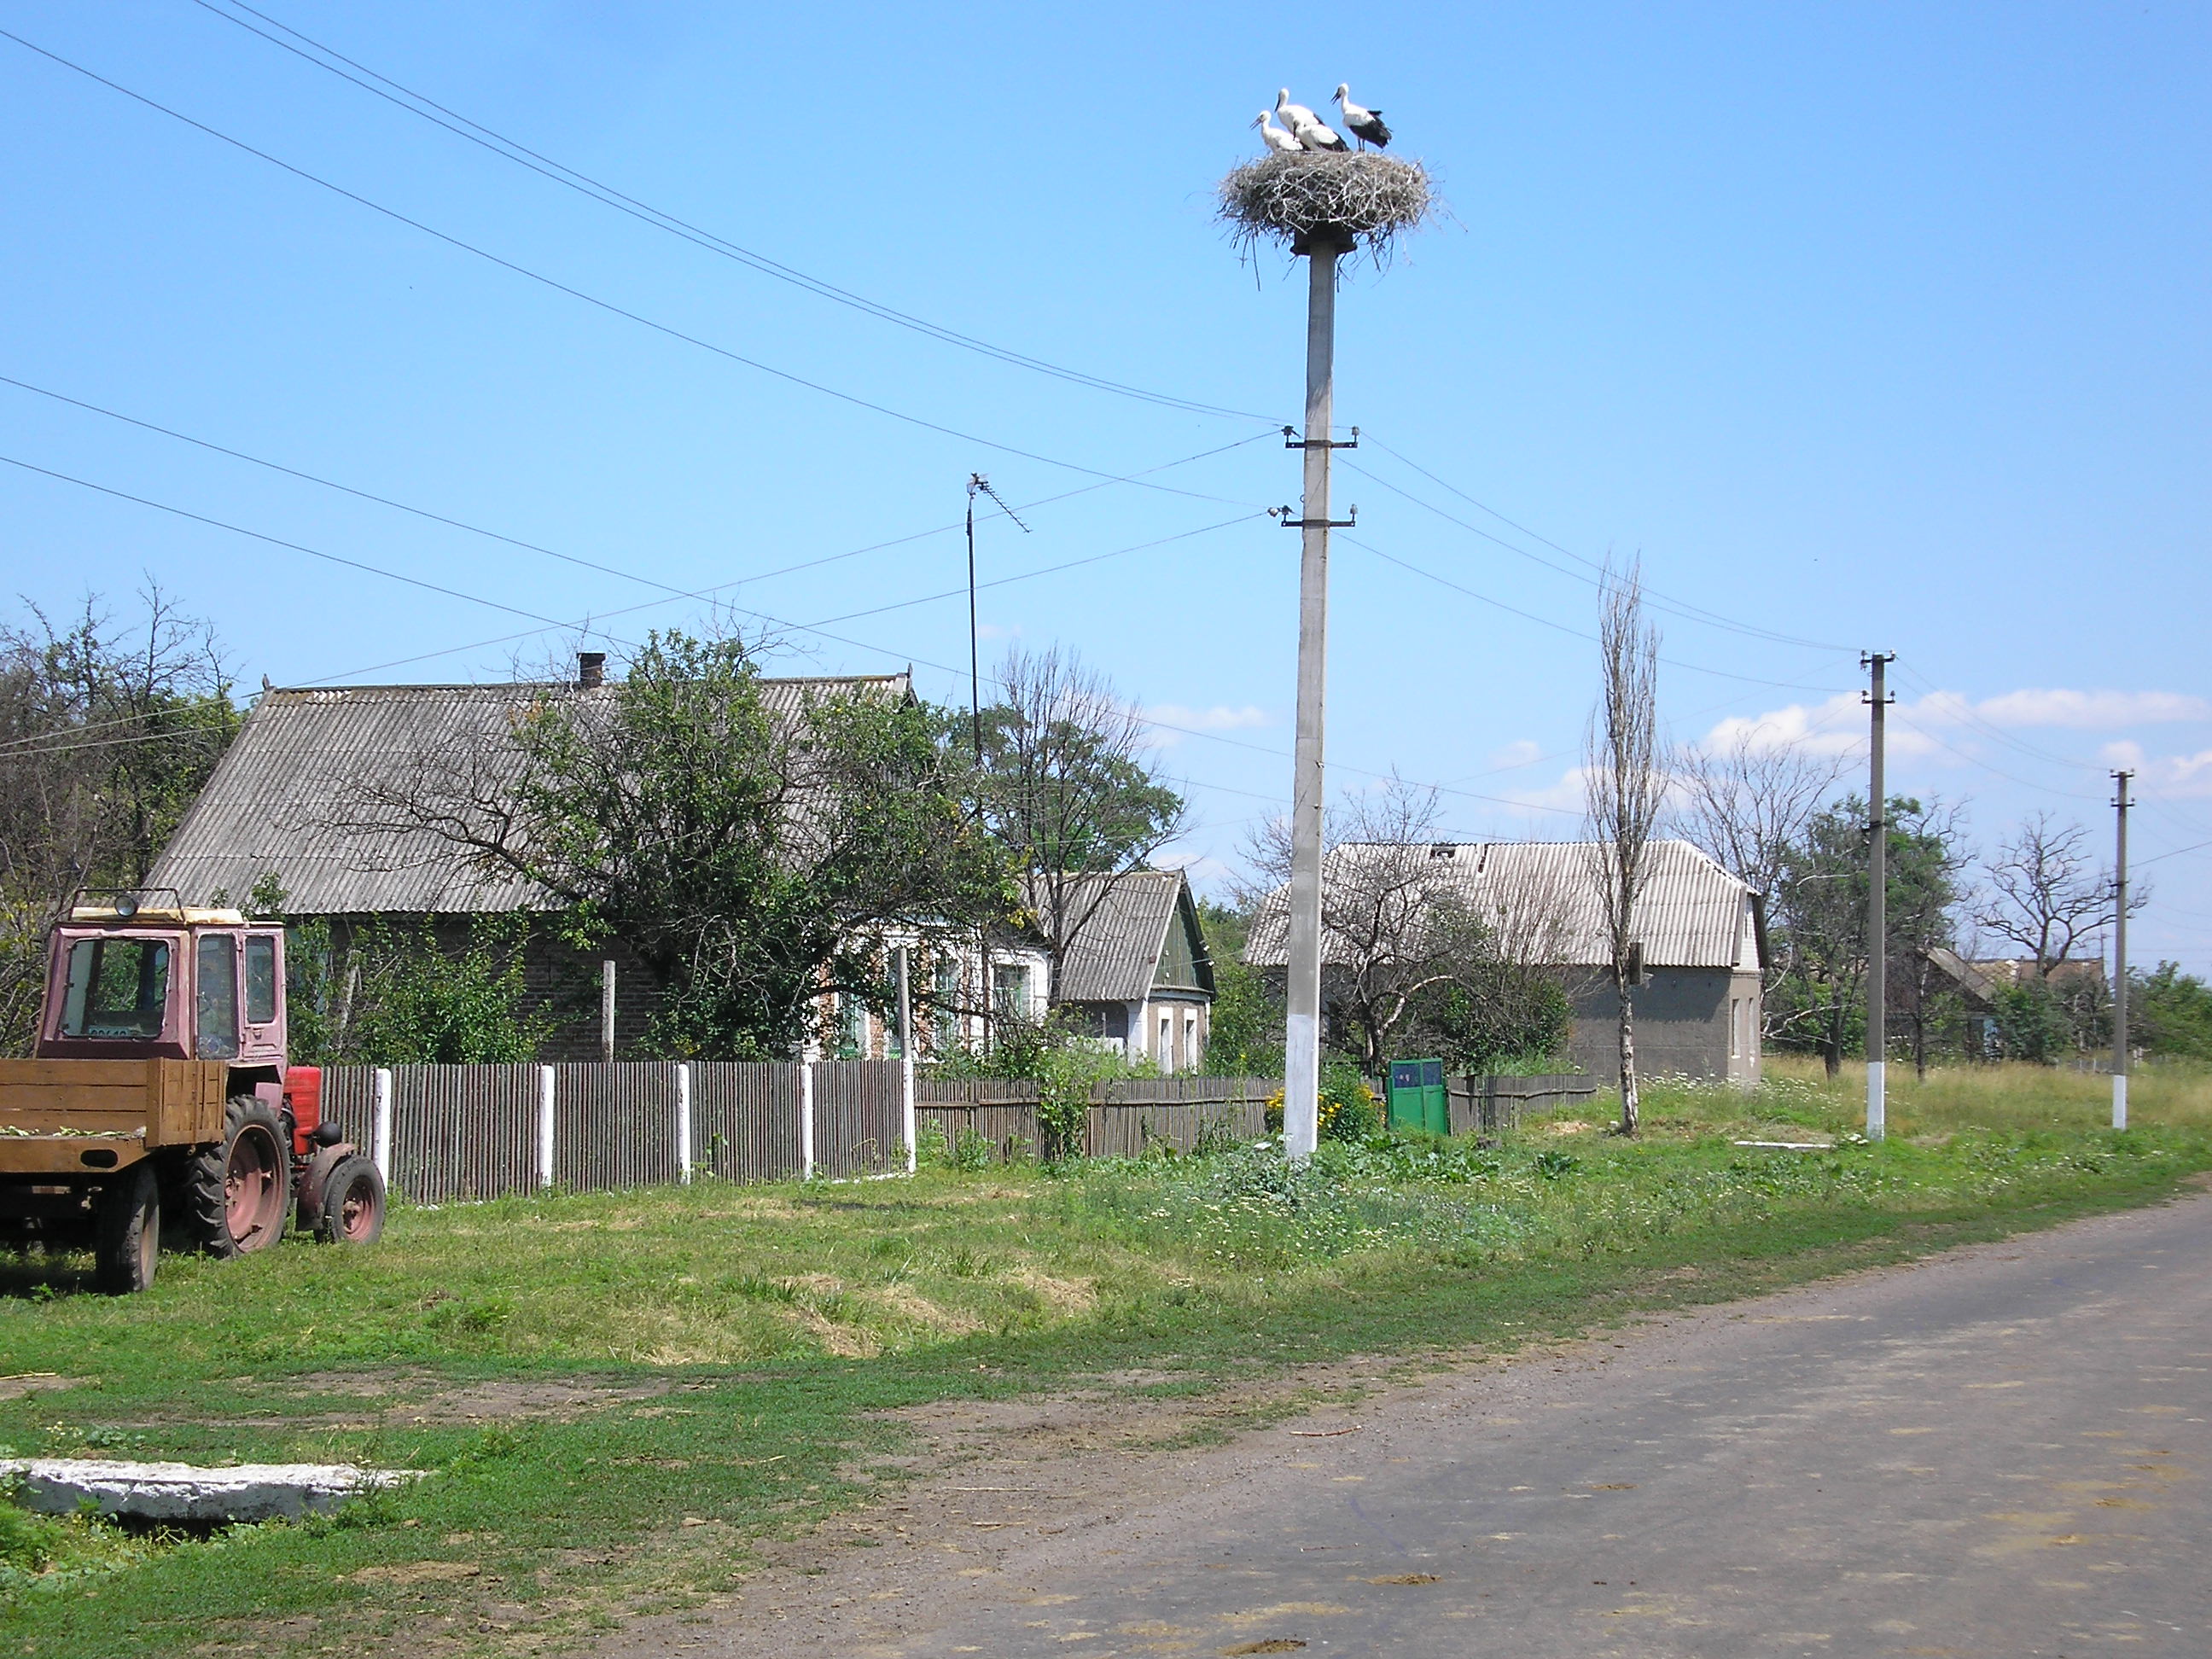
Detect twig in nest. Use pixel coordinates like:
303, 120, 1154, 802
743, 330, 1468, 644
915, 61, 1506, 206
1218, 152, 1435, 265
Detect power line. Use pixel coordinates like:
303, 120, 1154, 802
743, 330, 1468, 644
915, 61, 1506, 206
1347, 438, 1851, 653
183, 0, 1279, 427
0, 368, 1275, 620
0, 27, 1257, 505
1339, 533, 1856, 696
0, 451, 609, 639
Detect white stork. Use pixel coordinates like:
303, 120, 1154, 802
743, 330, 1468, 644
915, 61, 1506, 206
1252, 109, 1302, 155
1333, 84, 1391, 150
1275, 87, 1348, 153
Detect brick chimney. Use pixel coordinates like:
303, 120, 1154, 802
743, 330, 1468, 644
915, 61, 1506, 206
577, 650, 607, 689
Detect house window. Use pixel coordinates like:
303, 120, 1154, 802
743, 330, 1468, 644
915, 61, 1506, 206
934, 958, 962, 1051
1728, 998, 1741, 1061
1158, 1010, 1173, 1070
992, 963, 1031, 1023
1183, 1010, 1197, 1071
835, 992, 867, 1059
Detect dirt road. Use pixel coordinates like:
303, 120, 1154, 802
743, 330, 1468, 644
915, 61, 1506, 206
612, 1189, 2212, 1657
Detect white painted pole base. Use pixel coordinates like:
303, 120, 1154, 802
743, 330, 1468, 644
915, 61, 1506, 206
536, 1064, 556, 1189
1866, 1060, 1887, 1142
1284, 1012, 1319, 1161
370, 1068, 393, 1185
2112, 1073, 2128, 1132
675, 1062, 694, 1184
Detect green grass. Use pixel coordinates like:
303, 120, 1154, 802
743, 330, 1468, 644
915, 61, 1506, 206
3, 1058, 2208, 1656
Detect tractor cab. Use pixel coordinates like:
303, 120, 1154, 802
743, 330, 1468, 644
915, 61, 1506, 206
38, 891, 287, 1074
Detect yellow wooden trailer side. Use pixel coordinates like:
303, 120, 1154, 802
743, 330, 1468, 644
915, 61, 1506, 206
0, 1058, 228, 1175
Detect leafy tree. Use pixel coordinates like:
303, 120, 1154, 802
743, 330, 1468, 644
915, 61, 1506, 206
2134, 962, 2212, 1058
349, 630, 1016, 1059
1196, 898, 1279, 1075
333, 915, 550, 1065
0, 589, 237, 1054
1771, 795, 1965, 1075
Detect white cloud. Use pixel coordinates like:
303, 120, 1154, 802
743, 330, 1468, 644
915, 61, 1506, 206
1487, 738, 1545, 770
1138, 703, 1269, 748
1697, 684, 2208, 766
1974, 689, 2211, 729
2103, 740, 2212, 800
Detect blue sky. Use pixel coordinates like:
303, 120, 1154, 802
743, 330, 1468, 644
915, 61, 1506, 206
4, 2, 2209, 969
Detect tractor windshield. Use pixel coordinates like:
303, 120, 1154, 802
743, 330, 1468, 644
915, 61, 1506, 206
58, 936, 173, 1039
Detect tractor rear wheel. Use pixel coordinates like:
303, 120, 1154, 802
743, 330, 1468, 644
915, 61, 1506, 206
312, 1154, 386, 1246
184, 1097, 291, 1258
94, 1164, 160, 1295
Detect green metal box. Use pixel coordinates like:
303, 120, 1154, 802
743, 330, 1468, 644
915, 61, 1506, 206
1386, 1058, 1449, 1136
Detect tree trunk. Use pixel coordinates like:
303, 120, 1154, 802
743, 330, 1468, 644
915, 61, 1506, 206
1616, 968, 1639, 1137
1820, 992, 1842, 1080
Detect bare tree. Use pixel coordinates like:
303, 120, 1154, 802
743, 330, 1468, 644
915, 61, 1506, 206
961, 646, 1187, 1005
1975, 812, 2143, 976
1676, 728, 1848, 905
1240, 778, 1572, 1075
1584, 564, 1666, 1136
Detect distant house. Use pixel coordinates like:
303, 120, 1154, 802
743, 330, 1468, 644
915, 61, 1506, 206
1244, 839, 1765, 1085
1033, 870, 1216, 1071
1920, 949, 2108, 1057
144, 663, 1023, 1060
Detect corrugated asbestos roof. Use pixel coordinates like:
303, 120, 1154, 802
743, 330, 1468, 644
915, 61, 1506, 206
1243, 839, 1756, 972
1028, 870, 1204, 1003
147, 674, 912, 915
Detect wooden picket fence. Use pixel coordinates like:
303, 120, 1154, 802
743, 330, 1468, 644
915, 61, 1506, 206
317, 1064, 1278, 1203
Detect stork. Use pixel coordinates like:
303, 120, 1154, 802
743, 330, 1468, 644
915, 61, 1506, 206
1333, 84, 1391, 150
1251, 109, 1302, 155
1275, 87, 1349, 153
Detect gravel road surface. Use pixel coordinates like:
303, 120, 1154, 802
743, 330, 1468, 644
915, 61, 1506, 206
628, 1189, 2212, 1658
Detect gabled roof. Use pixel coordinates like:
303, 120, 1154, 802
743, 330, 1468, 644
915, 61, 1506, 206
1029, 869, 1214, 1004
147, 673, 912, 915
1243, 839, 1758, 972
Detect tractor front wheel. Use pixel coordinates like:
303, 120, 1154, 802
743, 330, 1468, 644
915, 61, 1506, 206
312, 1154, 386, 1246
184, 1097, 291, 1258
94, 1164, 160, 1294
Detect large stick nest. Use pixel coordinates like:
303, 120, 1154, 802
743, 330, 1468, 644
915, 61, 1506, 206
1217, 151, 1434, 260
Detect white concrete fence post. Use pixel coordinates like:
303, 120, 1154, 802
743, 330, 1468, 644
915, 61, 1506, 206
536, 1064, 556, 1190
798, 1061, 815, 1181
370, 1067, 393, 1185
902, 1054, 917, 1175
675, 1062, 693, 1185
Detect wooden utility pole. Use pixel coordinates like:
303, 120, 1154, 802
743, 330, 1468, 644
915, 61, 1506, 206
1863, 652, 1895, 1140
1281, 233, 1355, 1162
2111, 770, 2133, 1130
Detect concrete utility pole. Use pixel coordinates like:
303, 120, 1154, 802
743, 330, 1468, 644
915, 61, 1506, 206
1281, 233, 1356, 1162
1863, 652, 1895, 1140
2111, 770, 2133, 1131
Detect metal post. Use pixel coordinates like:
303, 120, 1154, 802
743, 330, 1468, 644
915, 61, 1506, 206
536, 1063, 556, 1189
1864, 652, 1894, 1140
599, 959, 616, 1063
674, 1062, 694, 1185
371, 1066, 393, 1185
2112, 770, 2133, 1130
896, 946, 917, 1173
1284, 235, 1344, 1164
798, 1060, 816, 1180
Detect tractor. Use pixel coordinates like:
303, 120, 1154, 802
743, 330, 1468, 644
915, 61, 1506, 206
0, 891, 385, 1293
